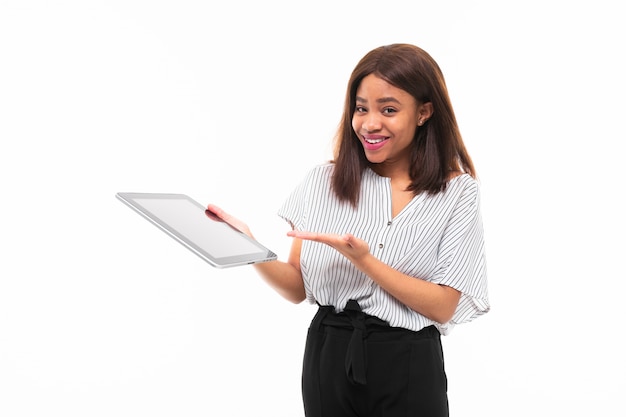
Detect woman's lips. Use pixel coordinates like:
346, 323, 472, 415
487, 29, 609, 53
362, 134, 389, 150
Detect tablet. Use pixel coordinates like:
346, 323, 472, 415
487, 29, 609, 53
116, 192, 277, 268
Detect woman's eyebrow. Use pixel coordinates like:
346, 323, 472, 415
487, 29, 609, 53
356, 96, 400, 104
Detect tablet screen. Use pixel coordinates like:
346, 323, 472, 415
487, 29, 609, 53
117, 193, 277, 268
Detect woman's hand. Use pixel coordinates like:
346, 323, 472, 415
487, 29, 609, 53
206, 204, 253, 238
287, 229, 460, 323
206, 205, 306, 303
286, 230, 370, 264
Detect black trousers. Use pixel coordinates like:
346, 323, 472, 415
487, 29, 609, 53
302, 300, 449, 417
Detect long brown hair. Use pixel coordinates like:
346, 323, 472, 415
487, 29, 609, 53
332, 43, 475, 206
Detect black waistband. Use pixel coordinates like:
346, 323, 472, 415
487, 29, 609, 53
312, 300, 389, 332
311, 299, 441, 386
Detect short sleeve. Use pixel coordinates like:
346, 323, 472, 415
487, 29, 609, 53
431, 180, 490, 326
277, 164, 335, 231
277, 170, 311, 231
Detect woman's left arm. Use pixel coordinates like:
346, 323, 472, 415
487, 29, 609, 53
286, 231, 460, 324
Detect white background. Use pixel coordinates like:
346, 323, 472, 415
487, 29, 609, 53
1, 1, 624, 416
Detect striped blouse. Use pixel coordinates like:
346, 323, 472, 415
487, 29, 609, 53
277, 163, 489, 335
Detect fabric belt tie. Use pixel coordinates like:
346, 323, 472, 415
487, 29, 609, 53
313, 299, 390, 386
313, 300, 437, 387
343, 299, 367, 385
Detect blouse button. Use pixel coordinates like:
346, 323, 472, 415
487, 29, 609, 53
378, 243, 384, 249
387, 221, 392, 226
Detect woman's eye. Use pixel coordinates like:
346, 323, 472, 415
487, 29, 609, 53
355, 106, 367, 113
383, 107, 397, 115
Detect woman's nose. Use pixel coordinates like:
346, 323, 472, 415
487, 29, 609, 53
363, 114, 382, 132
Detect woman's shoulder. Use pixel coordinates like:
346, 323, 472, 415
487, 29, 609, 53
314, 161, 335, 172
290, 162, 335, 194
448, 171, 478, 187
445, 172, 481, 200
303, 161, 335, 179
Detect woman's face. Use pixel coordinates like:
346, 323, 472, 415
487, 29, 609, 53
352, 74, 430, 173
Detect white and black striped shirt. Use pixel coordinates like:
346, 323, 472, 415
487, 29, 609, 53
278, 163, 489, 335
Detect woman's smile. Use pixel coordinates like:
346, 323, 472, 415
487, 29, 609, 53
362, 134, 389, 150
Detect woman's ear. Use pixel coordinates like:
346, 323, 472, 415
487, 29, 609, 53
417, 102, 434, 126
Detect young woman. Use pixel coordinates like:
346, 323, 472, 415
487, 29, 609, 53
208, 43, 489, 417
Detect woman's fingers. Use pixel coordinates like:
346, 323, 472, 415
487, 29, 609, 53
206, 204, 253, 237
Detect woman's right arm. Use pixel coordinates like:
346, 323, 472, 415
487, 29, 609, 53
254, 237, 305, 303
206, 204, 306, 304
